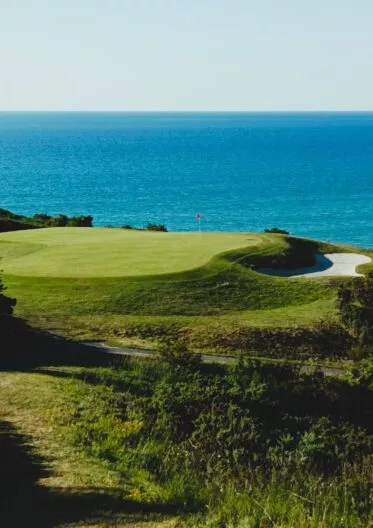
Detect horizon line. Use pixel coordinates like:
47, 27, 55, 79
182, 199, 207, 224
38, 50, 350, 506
1, 108, 373, 113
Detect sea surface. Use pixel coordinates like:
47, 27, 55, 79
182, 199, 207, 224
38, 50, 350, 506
1, 112, 373, 247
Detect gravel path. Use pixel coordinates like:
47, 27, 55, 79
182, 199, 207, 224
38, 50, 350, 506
84, 342, 345, 376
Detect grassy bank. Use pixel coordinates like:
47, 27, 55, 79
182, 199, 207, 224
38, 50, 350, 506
1, 228, 358, 356
1, 331, 372, 527
0, 371, 180, 527
0, 228, 261, 277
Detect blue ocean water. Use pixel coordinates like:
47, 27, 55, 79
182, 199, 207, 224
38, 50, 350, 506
1, 112, 373, 246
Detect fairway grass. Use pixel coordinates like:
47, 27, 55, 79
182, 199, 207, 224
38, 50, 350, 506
0, 228, 260, 277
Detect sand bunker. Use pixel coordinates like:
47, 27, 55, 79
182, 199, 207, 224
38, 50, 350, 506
258, 253, 371, 278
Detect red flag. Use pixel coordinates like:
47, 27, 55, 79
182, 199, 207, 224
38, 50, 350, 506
196, 213, 201, 219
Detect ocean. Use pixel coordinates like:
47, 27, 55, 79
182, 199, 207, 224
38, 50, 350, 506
1, 112, 373, 247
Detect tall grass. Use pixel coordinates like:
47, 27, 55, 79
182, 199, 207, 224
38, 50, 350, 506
189, 464, 372, 527
45, 356, 373, 527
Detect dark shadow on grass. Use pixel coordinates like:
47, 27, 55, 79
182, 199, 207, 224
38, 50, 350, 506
0, 317, 190, 525
0, 420, 179, 528
0, 315, 118, 371
32, 366, 156, 401
257, 253, 334, 277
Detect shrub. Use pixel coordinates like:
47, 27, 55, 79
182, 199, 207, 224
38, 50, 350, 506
0, 208, 94, 231
145, 223, 168, 232
110, 320, 353, 360
47, 214, 68, 227
67, 215, 93, 227
158, 342, 201, 370
54, 357, 373, 526
33, 213, 52, 222
338, 278, 373, 355
264, 227, 290, 235
206, 322, 352, 360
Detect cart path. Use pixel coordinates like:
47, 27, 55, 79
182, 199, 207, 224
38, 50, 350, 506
84, 341, 345, 376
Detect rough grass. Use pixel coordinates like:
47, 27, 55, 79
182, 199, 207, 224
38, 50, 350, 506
0, 353, 371, 528
0, 369, 181, 528
10, 300, 338, 354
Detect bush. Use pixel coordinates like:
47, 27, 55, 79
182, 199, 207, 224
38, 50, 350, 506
264, 227, 290, 235
47, 214, 68, 227
33, 213, 52, 222
158, 342, 201, 370
198, 322, 351, 360
338, 278, 373, 355
67, 215, 93, 227
110, 319, 353, 360
47, 214, 93, 227
0, 208, 94, 231
145, 223, 168, 232
54, 356, 373, 525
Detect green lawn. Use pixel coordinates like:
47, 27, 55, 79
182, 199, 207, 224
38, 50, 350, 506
0, 228, 364, 353
0, 228, 261, 277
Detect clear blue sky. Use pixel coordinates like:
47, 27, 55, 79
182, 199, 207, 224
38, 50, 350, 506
1, 0, 372, 111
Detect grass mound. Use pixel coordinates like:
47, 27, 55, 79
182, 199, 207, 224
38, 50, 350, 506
1, 230, 334, 315
0, 228, 365, 350
0, 228, 260, 277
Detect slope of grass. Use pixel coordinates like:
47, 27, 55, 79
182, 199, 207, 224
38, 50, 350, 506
64, 298, 339, 349
0, 370, 180, 528
0, 228, 365, 352
1, 339, 371, 528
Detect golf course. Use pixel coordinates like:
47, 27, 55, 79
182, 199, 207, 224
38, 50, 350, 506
2, 228, 373, 527
1, 227, 372, 357
0, 228, 260, 277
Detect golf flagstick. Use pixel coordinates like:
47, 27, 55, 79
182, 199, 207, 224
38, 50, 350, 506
196, 213, 201, 232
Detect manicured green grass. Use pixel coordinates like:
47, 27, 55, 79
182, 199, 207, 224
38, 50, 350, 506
0, 228, 366, 351
0, 228, 261, 277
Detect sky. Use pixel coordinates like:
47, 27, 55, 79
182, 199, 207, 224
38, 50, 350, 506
0, 0, 372, 111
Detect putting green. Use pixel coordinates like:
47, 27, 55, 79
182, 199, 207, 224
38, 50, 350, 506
0, 228, 260, 278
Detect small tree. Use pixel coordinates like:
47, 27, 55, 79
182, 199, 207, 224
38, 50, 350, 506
264, 227, 290, 235
68, 215, 93, 227
48, 214, 68, 227
33, 213, 52, 223
145, 223, 168, 232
